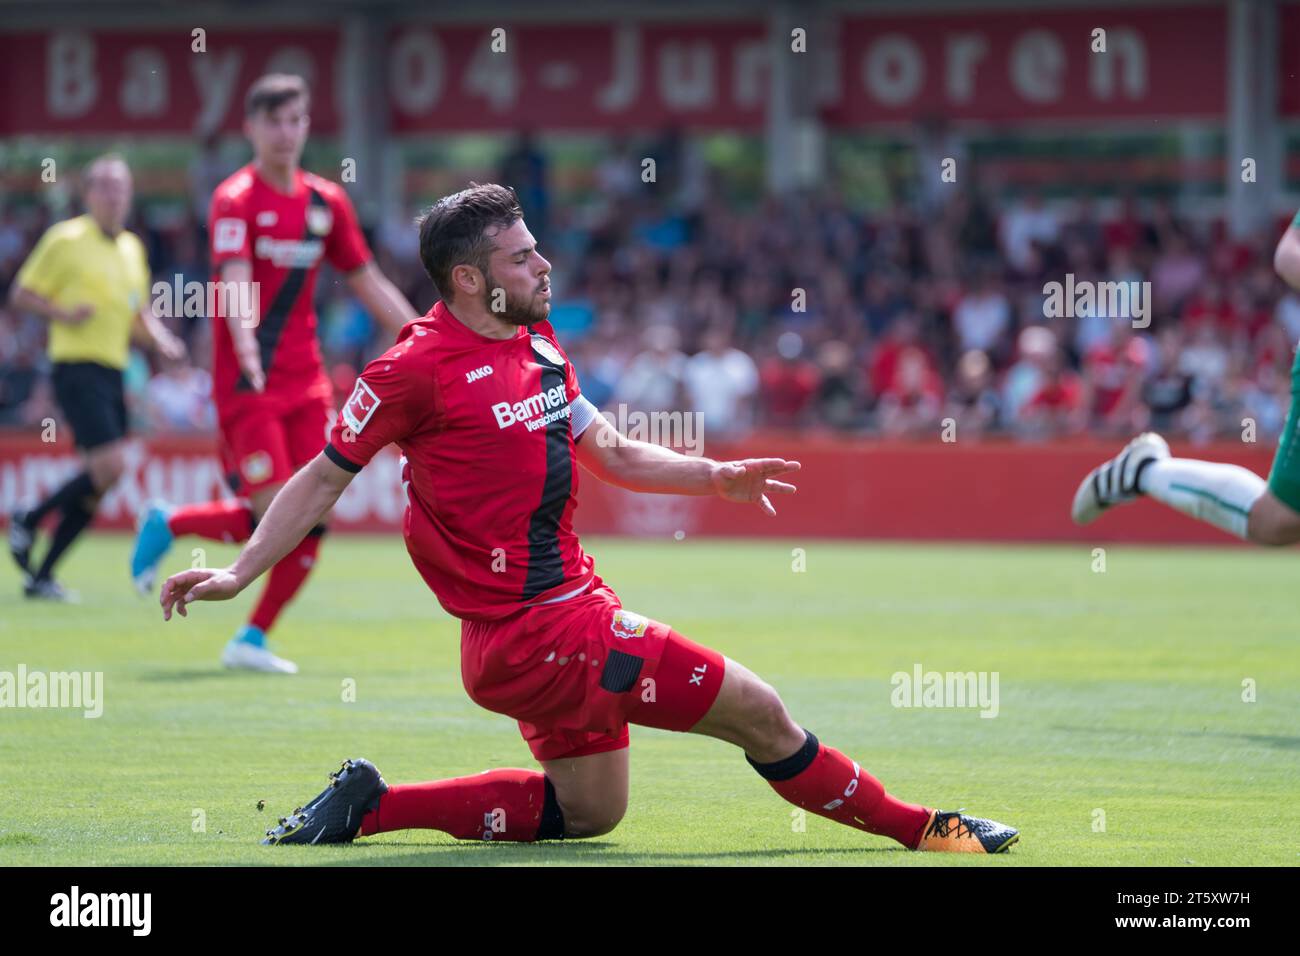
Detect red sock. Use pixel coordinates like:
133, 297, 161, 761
359, 769, 561, 841
751, 730, 932, 849
249, 532, 323, 633
167, 500, 254, 542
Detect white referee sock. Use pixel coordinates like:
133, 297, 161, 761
1138, 458, 1266, 540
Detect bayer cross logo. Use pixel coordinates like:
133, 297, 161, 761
530, 334, 565, 368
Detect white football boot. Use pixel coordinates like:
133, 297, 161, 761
1071, 432, 1170, 525
221, 626, 298, 674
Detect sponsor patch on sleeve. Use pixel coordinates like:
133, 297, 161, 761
213, 218, 247, 254
342, 379, 381, 434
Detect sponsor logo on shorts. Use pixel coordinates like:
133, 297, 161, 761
611, 609, 649, 640
343, 379, 381, 433
241, 450, 273, 484
213, 217, 247, 254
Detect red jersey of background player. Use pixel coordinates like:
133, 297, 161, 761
323, 301, 595, 621
208, 163, 370, 415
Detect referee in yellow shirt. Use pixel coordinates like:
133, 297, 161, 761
7, 154, 184, 601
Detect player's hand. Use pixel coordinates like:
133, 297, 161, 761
161, 568, 243, 620
59, 304, 94, 325
236, 346, 265, 392
710, 458, 801, 517
156, 330, 188, 362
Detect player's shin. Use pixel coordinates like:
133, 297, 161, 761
1138, 458, 1266, 539
747, 729, 932, 849
358, 769, 565, 842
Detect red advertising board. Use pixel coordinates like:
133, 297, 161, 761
0, 7, 1239, 135
0, 431, 1278, 545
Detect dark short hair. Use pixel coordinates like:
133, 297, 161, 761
245, 74, 309, 117
417, 183, 523, 300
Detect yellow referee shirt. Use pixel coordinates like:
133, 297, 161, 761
14, 214, 150, 371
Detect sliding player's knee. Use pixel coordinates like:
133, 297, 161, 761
560, 796, 626, 838
736, 679, 801, 755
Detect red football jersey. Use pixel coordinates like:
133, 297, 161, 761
208, 163, 370, 414
324, 301, 596, 621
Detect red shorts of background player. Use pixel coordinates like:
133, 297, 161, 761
219, 390, 334, 497
461, 578, 726, 762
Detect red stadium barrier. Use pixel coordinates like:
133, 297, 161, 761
0, 431, 1279, 544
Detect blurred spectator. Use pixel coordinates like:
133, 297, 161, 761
1000, 189, 1060, 276
877, 346, 944, 437
145, 351, 216, 433
952, 266, 1012, 356
946, 349, 1001, 437
1141, 328, 1195, 434
683, 327, 759, 438
760, 332, 820, 429
815, 340, 865, 431
616, 324, 687, 413
500, 131, 550, 239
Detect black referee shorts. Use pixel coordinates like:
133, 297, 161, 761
51, 361, 128, 451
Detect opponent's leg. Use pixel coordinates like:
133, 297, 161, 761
1074, 347, 1300, 544
682, 654, 1019, 853
1245, 490, 1300, 545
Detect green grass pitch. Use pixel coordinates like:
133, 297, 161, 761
1, 534, 1297, 866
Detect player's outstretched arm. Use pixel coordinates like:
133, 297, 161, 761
346, 261, 418, 337
160, 452, 355, 620
575, 414, 799, 516
1274, 223, 1300, 291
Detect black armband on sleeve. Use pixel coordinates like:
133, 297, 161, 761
323, 443, 363, 474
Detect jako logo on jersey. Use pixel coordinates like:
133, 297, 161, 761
491, 384, 570, 430
254, 236, 323, 268
342, 379, 382, 433
255, 210, 278, 227
466, 365, 494, 383
611, 609, 649, 640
